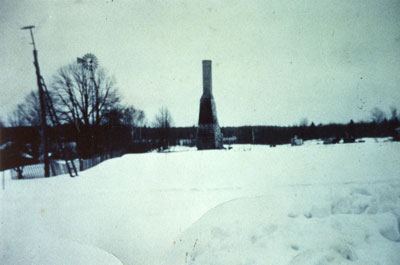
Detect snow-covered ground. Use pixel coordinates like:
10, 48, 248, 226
1, 138, 399, 265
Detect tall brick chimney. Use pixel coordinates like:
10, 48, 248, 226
196, 60, 223, 150
202, 60, 212, 96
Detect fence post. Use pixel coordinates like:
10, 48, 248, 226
50, 161, 56, 177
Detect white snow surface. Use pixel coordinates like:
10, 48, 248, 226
1, 138, 399, 265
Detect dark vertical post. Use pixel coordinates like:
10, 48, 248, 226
90, 66, 97, 155
23, 26, 50, 177
33, 48, 50, 177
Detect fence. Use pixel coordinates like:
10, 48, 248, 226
10, 163, 47, 179
79, 150, 124, 171
10, 150, 125, 180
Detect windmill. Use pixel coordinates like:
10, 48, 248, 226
77, 53, 99, 154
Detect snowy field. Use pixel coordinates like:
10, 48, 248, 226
1, 139, 400, 265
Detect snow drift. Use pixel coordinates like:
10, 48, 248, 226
1, 139, 399, 265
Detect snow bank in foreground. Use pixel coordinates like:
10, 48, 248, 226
1, 141, 399, 265
1, 232, 122, 265
168, 182, 400, 265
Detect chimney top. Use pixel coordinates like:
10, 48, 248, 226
202, 60, 212, 96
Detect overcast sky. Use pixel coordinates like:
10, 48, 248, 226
1, 0, 399, 127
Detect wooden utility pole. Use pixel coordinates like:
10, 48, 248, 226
21, 25, 50, 177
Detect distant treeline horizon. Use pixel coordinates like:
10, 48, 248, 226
2, 118, 399, 149
1, 118, 400, 171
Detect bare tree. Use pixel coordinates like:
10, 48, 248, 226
24, 91, 42, 126
371, 107, 386, 123
102, 105, 145, 127
5, 93, 43, 176
154, 107, 173, 129
5, 91, 47, 163
51, 58, 120, 155
390, 106, 398, 121
153, 107, 173, 149
299, 118, 309, 127
7, 103, 27, 127
122, 106, 145, 127
121, 106, 146, 140
51, 62, 120, 129
99, 105, 145, 152
7, 91, 43, 127
22, 91, 42, 127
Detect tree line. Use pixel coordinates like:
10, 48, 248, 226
2, 107, 399, 158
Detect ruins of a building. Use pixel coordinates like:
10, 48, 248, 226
196, 60, 223, 150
